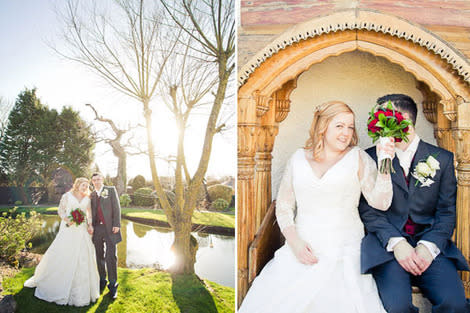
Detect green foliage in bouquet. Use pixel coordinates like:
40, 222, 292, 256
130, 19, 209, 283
0, 208, 42, 267
367, 100, 412, 143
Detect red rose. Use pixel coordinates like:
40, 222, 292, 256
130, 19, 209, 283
394, 137, 403, 143
368, 119, 380, 133
395, 112, 404, 123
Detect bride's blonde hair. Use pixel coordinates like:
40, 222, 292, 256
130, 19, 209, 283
304, 101, 358, 160
71, 177, 90, 195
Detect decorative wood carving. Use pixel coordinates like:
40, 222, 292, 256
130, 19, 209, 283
254, 91, 271, 117
434, 128, 454, 152
237, 123, 258, 304
254, 125, 279, 232
453, 127, 470, 295
442, 99, 457, 122
453, 129, 470, 165
239, 10, 470, 87
275, 99, 291, 123
417, 81, 438, 124
423, 101, 437, 124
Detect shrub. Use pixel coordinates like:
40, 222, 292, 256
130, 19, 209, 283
133, 187, 156, 207
207, 184, 232, 203
14, 200, 22, 205
119, 194, 132, 207
0, 209, 42, 267
211, 198, 229, 211
130, 175, 146, 191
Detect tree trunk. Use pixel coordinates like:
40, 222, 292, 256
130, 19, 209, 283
171, 214, 197, 274
115, 149, 127, 195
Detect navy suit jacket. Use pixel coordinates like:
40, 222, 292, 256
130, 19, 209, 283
359, 140, 469, 274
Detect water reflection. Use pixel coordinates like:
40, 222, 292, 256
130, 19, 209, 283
32, 215, 234, 287
126, 222, 176, 270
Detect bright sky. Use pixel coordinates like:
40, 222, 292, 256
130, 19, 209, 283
0, 0, 236, 180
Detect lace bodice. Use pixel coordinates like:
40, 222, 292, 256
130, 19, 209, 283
275, 147, 392, 231
58, 192, 92, 225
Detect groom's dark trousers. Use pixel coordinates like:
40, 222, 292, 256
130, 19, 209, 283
93, 224, 118, 286
359, 141, 469, 313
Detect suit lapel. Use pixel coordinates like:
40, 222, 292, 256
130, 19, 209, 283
391, 156, 408, 193
408, 141, 429, 197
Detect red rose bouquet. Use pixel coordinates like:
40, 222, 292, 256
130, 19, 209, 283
67, 208, 86, 227
367, 100, 412, 174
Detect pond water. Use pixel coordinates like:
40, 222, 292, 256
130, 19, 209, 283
31, 215, 235, 288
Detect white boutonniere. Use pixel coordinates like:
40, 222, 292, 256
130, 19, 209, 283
411, 154, 440, 187
100, 188, 109, 198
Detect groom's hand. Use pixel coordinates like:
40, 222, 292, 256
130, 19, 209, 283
393, 240, 421, 275
112, 227, 120, 234
414, 244, 433, 273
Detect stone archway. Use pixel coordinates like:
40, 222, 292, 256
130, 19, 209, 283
238, 9, 470, 304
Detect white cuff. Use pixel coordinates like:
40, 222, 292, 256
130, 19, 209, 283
387, 237, 406, 252
417, 240, 440, 259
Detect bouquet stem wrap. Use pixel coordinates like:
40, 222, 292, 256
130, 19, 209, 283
377, 137, 395, 175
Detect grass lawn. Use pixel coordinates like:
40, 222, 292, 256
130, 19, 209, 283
0, 206, 235, 229
3, 267, 235, 313
121, 208, 235, 228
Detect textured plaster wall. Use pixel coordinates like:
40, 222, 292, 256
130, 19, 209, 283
272, 50, 436, 198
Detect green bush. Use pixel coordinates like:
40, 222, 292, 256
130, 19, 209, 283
130, 175, 146, 191
211, 198, 229, 211
207, 184, 232, 203
133, 187, 156, 207
14, 200, 22, 205
0, 209, 42, 267
119, 193, 132, 207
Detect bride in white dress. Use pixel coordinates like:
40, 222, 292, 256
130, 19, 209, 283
24, 177, 100, 306
239, 101, 395, 313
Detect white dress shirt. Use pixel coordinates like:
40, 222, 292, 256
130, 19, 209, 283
386, 135, 440, 259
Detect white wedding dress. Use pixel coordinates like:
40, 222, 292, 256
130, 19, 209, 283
24, 192, 100, 306
239, 147, 392, 313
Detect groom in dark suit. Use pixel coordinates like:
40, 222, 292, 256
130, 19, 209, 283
90, 172, 122, 299
359, 94, 469, 313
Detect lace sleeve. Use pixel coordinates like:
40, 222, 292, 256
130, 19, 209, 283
85, 197, 92, 225
58, 193, 68, 220
358, 149, 393, 211
275, 156, 296, 231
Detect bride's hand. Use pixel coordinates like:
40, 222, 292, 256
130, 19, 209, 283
283, 226, 318, 265
288, 238, 318, 265
376, 137, 395, 160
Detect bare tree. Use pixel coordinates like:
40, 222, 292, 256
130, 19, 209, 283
56, 0, 234, 274
55, 0, 179, 200
159, 0, 235, 273
85, 103, 136, 195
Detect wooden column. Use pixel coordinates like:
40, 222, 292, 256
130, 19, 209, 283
435, 99, 455, 152
453, 98, 470, 296
254, 125, 277, 230
253, 93, 274, 231
238, 95, 258, 305
253, 79, 296, 230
